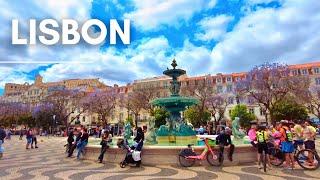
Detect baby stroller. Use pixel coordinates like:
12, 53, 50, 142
117, 138, 143, 168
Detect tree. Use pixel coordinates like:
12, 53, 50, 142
236, 63, 310, 124
181, 76, 214, 125
305, 85, 320, 119
184, 106, 211, 127
206, 94, 230, 129
121, 87, 160, 127
151, 108, 170, 128
230, 104, 256, 129
270, 99, 308, 122
0, 102, 31, 127
85, 89, 117, 126
46, 89, 89, 133
32, 103, 54, 130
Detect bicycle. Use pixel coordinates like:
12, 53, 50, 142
269, 143, 320, 170
178, 138, 222, 167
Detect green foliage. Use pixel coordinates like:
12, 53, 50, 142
184, 106, 211, 127
152, 108, 170, 128
270, 99, 308, 122
230, 104, 256, 129
125, 116, 134, 127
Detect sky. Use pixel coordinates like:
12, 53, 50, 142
0, 0, 320, 95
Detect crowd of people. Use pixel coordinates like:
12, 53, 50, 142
248, 120, 317, 170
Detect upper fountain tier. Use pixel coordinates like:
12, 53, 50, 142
163, 59, 186, 81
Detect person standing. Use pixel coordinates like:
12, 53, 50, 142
293, 121, 304, 150
0, 125, 6, 159
302, 120, 317, 166
31, 128, 38, 148
19, 128, 24, 140
279, 120, 295, 169
77, 128, 89, 159
98, 131, 112, 163
255, 125, 271, 169
26, 129, 33, 149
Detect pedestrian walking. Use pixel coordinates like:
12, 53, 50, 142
0, 125, 6, 159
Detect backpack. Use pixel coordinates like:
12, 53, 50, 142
256, 131, 267, 143
282, 128, 293, 142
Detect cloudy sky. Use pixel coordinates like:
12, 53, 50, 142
0, 0, 320, 95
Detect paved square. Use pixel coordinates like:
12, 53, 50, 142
0, 136, 319, 180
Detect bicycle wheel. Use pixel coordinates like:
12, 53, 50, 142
178, 148, 196, 167
269, 147, 285, 166
296, 149, 320, 170
207, 152, 222, 166
178, 155, 196, 167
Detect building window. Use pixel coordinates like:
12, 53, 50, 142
217, 86, 223, 93
228, 97, 234, 104
226, 77, 232, 82
226, 85, 233, 92
314, 68, 320, 74
207, 80, 212, 84
82, 116, 85, 122
292, 70, 298, 76
316, 78, 320, 85
249, 108, 254, 114
301, 69, 308, 75
217, 78, 222, 83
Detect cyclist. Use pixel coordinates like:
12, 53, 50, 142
256, 124, 271, 169
293, 121, 304, 151
301, 120, 317, 166
279, 120, 295, 169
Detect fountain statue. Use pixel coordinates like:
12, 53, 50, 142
232, 117, 246, 139
152, 59, 199, 145
124, 123, 132, 140
145, 118, 157, 145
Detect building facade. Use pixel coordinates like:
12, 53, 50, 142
1, 61, 320, 126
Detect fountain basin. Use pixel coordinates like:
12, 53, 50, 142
84, 135, 255, 166
83, 144, 256, 166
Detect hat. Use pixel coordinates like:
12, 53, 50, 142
280, 120, 288, 124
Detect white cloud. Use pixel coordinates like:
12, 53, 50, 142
124, 0, 217, 31
196, 15, 234, 41
247, 0, 281, 5
175, 40, 212, 76
210, 0, 320, 73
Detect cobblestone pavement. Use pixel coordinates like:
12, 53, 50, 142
0, 136, 319, 180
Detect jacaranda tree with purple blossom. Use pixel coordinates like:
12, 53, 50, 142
84, 89, 117, 126
236, 62, 310, 124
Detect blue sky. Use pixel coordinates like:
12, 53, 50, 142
0, 0, 320, 95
